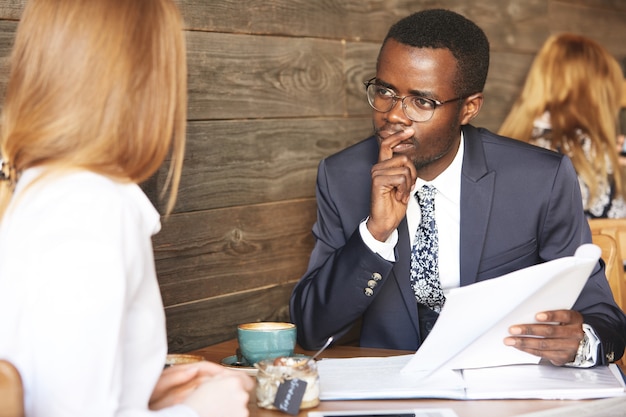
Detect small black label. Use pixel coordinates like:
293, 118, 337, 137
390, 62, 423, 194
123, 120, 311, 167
273, 378, 308, 415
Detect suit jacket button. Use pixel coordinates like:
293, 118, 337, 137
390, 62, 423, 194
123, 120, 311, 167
372, 272, 382, 281
364, 287, 374, 297
367, 279, 377, 288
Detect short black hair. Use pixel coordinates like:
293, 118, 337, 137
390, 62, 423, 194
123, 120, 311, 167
382, 9, 490, 97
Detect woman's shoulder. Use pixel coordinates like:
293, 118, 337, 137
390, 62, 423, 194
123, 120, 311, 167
9, 169, 160, 234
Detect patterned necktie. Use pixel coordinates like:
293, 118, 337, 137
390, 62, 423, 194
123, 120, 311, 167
410, 184, 445, 313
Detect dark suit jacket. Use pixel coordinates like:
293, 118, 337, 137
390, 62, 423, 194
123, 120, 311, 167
290, 125, 626, 365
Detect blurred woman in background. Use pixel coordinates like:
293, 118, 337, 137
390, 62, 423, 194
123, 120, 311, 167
499, 33, 625, 218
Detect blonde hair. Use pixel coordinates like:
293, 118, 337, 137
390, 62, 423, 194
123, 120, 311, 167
499, 33, 624, 206
0, 0, 187, 218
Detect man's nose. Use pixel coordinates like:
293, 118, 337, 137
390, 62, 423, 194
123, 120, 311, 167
384, 98, 412, 125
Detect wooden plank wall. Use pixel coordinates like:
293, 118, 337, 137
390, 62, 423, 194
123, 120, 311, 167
0, 0, 625, 353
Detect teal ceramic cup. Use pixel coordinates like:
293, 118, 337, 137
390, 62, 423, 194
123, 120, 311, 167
237, 322, 297, 365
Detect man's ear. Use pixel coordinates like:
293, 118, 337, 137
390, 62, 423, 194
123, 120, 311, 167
459, 93, 483, 125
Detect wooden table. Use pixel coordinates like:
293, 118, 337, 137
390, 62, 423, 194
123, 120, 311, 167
189, 339, 589, 417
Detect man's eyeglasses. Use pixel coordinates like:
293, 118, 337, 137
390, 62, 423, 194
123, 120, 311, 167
364, 78, 465, 122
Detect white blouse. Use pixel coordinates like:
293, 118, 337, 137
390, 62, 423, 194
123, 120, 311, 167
531, 111, 626, 218
0, 168, 196, 417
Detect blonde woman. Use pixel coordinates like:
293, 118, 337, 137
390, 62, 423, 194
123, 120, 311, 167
0, 0, 252, 416
499, 33, 626, 218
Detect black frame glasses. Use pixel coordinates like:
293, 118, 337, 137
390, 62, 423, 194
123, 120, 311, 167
364, 78, 465, 122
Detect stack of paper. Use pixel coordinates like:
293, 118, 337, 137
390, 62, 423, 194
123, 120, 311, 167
318, 356, 625, 400
318, 244, 626, 401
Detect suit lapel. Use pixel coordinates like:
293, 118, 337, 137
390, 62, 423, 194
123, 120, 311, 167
459, 126, 495, 286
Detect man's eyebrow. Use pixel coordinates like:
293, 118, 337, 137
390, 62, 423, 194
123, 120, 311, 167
375, 79, 435, 99
409, 89, 435, 99
375, 78, 394, 89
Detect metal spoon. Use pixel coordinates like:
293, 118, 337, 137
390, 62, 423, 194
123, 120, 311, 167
296, 336, 334, 366
230, 347, 249, 367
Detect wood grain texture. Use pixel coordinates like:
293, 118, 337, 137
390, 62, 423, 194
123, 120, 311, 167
176, 0, 551, 51
554, 0, 626, 12
0, 20, 16, 102
150, 118, 370, 213
175, 0, 415, 41
165, 282, 295, 352
345, 41, 379, 116
186, 31, 345, 120
0, 0, 23, 20
154, 198, 317, 306
549, 2, 626, 56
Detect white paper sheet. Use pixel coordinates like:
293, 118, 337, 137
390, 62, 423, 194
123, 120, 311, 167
317, 355, 465, 400
511, 395, 626, 417
462, 362, 626, 399
401, 244, 601, 376
317, 356, 626, 400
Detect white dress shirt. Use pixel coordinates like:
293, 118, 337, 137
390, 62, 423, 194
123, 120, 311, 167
360, 135, 464, 293
0, 168, 197, 417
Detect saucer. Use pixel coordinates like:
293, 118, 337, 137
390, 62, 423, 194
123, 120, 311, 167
220, 354, 310, 376
221, 355, 258, 376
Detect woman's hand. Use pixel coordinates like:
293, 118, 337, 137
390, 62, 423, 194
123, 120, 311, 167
184, 370, 254, 417
149, 360, 251, 410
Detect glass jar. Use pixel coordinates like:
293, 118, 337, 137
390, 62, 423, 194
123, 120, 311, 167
255, 356, 320, 410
